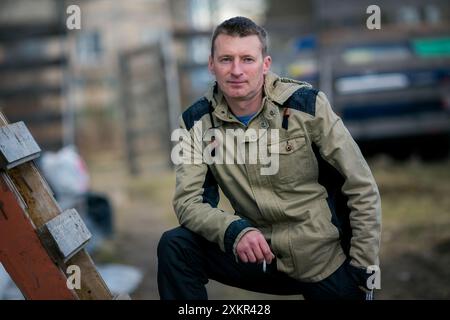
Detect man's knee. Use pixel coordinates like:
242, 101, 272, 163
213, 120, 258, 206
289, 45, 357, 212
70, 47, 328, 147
157, 226, 197, 260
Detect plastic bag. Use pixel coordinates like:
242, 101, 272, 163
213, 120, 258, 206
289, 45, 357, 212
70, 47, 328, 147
40, 145, 90, 198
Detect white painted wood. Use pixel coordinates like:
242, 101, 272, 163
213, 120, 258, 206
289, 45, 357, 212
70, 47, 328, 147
0, 122, 41, 170
43, 208, 91, 262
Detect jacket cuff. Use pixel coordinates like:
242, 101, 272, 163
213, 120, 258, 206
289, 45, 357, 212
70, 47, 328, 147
224, 219, 254, 254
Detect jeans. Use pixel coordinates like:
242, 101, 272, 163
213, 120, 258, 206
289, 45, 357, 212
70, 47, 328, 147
157, 226, 369, 300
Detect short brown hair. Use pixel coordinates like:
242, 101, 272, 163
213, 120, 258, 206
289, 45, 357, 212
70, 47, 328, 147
210, 16, 268, 57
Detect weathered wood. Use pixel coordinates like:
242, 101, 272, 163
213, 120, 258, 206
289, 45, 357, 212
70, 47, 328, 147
119, 42, 173, 175
7, 110, 63, 125
0, 172, 77, 300
39, 208, 91, 263
0, 85, 62, 99
0, 111, 113, 300
0, 56, 67, 72
0, 122, 41, 170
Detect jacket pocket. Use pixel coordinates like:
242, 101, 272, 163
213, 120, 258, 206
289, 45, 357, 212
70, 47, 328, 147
288, 201, 342, 280
268, 135, 312, 184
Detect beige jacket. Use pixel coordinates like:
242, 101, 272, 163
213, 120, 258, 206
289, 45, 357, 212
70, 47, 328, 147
173, 71, 382, 282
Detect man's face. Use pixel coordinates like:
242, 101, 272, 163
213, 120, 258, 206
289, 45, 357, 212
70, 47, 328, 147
208, 34, 271, 102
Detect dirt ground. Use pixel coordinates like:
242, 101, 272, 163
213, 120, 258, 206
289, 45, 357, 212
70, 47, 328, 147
87, 153, 450, 300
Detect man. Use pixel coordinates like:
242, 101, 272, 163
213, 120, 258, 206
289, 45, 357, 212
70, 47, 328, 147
158, 16, 381, 300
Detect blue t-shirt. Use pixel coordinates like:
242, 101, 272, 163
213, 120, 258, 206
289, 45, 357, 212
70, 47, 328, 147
235, 112, 257, 126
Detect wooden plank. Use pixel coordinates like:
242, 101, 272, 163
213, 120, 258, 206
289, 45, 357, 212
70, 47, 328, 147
0, 85, 62, 99
0, 122, 41, 170
0, 56, 67, 72
120, 44, 160, 60
0, 172, 77, 300
7, 167, 113, 300
39, 208, 92, 263
7, 110, 63, 125
0, 24, 66, 43
119, 56, 139, 175
0, 96, 63, 113
0, 112, 113, 300
173, 28, 212, 38
0, 68, 63, 90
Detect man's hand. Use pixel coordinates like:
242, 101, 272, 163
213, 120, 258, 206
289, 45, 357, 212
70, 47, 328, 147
236, 230, 275, 264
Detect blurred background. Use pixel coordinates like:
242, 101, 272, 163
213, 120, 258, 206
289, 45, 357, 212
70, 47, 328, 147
0, 0, 449, 299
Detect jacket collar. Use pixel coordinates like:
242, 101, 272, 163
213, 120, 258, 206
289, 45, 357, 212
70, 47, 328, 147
263, 71, 311, 105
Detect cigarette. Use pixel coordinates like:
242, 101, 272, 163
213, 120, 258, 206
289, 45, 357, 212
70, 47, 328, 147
263, 260, 267, 273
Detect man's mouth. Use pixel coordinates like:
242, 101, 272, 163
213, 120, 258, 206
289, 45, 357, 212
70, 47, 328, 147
227, 81, 246, 85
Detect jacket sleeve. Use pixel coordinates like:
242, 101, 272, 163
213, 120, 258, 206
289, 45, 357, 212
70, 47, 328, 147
308, 91, 382, 269
172, 116, 257, 253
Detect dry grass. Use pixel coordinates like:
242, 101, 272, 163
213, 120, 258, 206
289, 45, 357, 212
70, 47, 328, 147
370, 156, 450, 299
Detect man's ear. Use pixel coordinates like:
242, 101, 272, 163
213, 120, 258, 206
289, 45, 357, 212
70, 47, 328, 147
263, 55, 272, 75
208, 56, 215, 75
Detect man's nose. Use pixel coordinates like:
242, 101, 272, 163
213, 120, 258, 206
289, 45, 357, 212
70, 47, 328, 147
230, 61, 243, 77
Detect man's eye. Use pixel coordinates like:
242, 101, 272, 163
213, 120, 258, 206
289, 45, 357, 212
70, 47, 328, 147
243, 57, 254, 63
220, 57, 232, 62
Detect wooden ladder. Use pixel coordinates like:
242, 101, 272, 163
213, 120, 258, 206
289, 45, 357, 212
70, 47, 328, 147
0, 112, 116, 300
